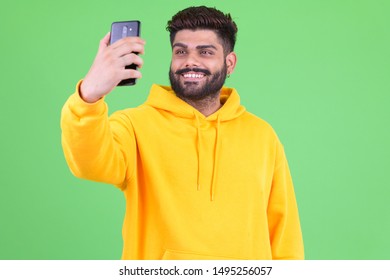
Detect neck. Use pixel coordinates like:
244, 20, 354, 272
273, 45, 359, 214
179, 94, 222, 117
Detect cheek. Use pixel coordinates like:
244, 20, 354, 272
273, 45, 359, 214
170, 59, 181, 71
208, 60, 225, 73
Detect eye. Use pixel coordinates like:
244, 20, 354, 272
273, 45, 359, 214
200, 49, 214, 56
175, 49, 186, 55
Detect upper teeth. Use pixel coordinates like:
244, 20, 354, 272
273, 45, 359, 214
183, 73, 204, 78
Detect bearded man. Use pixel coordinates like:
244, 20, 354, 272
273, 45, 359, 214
61, 6, 304, 260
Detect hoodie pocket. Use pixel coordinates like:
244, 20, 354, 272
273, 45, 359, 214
161, 249, 243, 260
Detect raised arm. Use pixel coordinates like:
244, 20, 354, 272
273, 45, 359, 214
60, 33, 145, 188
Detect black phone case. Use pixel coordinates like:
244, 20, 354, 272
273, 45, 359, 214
110, 21, 141, 86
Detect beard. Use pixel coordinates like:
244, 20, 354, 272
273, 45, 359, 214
169, 62, 228, 101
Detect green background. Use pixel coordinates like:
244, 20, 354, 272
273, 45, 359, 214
0, 0, 389, 260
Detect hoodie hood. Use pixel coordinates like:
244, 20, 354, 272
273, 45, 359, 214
144, 84, 246, 201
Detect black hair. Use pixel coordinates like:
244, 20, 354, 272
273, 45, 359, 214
166, 6, 238, 55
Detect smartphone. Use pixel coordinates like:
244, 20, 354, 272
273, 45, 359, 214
110, 21, 141, 86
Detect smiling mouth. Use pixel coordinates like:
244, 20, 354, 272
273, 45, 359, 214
182, 73, 205, 79
175, 68, 210, 80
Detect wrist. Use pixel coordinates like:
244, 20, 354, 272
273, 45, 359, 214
79, 81, 102, 103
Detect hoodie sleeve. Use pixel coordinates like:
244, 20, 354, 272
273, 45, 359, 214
267, 141, 304, 259
60, 81, 136, 189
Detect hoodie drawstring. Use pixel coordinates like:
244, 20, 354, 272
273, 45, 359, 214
195, 113, 201, 191
210, 115, 221, 201
194, 113, 221, 201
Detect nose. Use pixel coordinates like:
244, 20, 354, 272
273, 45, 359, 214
184, 52, 200, 68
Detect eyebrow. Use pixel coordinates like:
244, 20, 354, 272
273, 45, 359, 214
172, 43, 217, 50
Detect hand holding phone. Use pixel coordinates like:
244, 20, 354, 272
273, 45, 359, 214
110, 21, 141, 86
80, 21, 144, 103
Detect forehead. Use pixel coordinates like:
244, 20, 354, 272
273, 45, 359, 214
172, 29, 222, 49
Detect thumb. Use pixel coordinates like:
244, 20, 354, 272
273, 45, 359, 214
98, 32, 111, 53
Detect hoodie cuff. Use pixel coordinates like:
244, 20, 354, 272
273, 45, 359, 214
65, 80, 107, 118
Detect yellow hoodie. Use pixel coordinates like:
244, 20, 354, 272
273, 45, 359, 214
61, 82, 304, 260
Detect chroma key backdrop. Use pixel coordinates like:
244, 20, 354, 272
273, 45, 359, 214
0, 0, 389, 259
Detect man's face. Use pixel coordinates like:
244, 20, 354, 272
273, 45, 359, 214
169, 29, 229, 101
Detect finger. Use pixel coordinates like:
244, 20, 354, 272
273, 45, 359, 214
123, 36, 146, 46
111, 37, 145, 53
98, 32, 111, 54
111, 36, 145, 48
119, 69, 142, 80
111, 41, 145, 57
120, 53, 144, 69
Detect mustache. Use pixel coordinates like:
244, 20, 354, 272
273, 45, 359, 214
175, 67, 211, 76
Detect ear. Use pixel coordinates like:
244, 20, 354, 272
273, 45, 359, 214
225, 52, 237, 75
